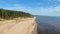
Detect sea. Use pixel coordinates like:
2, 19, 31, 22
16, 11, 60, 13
36, 15, 60, 34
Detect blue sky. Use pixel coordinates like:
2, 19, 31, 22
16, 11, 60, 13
0, 0, 60, 16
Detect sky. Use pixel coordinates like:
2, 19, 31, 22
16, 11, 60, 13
0, 0, 60, 16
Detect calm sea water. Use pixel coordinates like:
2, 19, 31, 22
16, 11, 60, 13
36, 16, 60, 34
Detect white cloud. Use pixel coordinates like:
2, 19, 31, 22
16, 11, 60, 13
28, 5, 60, 16
37, 5, 60, 12
3, 4, 34, 14
1, 3, 60, 16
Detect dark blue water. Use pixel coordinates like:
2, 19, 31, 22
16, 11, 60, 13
36, 15, 60, 34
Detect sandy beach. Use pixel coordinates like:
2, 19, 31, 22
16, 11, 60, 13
0, 17, 37, 34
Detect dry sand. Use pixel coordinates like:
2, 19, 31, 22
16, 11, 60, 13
0, 17, 37, 34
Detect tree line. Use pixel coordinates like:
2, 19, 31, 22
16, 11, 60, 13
0, 9, 33, 19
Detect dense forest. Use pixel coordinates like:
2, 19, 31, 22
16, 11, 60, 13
0, 9, 33, 19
